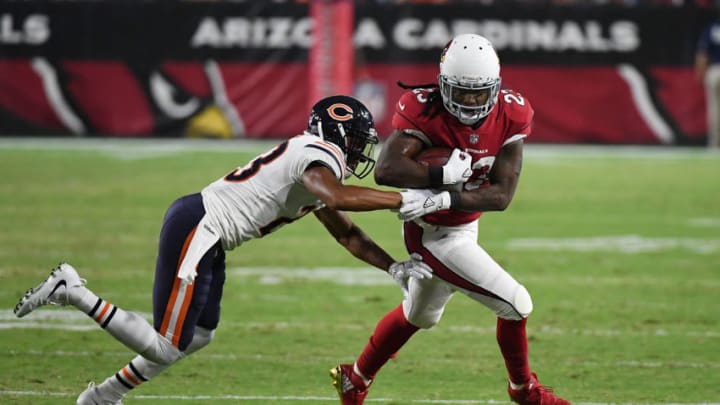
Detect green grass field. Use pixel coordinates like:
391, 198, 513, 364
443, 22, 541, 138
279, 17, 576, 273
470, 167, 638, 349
0, 139, 718, 404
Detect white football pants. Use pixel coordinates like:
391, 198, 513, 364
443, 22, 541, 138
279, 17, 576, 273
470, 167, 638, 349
402, 220, 533, 329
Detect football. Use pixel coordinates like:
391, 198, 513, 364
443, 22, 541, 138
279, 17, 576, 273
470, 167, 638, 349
414, 147, 463, 192
414, 147, 454, 167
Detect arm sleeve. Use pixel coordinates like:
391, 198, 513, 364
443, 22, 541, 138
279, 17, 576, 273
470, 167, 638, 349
301, 141, 346, 180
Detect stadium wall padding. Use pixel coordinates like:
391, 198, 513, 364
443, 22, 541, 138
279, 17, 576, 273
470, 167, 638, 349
0, 1, 712, 144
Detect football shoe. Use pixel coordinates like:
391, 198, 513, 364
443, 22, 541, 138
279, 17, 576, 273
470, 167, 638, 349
14, 262, 86, 318
76, 382, 124, 405
330, 364, 369, 405
508, 373, 570, 405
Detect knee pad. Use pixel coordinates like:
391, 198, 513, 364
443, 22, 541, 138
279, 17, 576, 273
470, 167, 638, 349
492, 284, 533, 320
184, 326, 215, 355
513, 285, 533, 319
403, 301, 444, 329
140, 334, 184, 365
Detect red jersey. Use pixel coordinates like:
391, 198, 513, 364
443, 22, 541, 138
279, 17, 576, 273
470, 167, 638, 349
391, 87, 534, 226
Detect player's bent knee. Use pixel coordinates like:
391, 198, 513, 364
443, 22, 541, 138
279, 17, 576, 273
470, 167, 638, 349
184, 326, 215, 355
405, 309, 444, 329
513, 285, 533, 318
140, 334, 185, 365
493, 285, 533, 320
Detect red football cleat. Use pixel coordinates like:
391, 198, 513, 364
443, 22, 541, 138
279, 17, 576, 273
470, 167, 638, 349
508, 373, 571, 405
330, 364, 369, 405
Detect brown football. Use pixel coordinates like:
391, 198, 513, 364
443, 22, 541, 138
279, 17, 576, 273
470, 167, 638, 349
414, 147, 454, 167
414, 147, 464, 192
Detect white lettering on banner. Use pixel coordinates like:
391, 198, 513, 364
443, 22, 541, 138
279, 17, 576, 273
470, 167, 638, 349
0, 14, 49, 45
610, 21, 639, 51
386, 18, 640, 53
354, 18, 385, 49
191, 17, 311, 48
556, 22, 586, 51
189, 16, 640, 53
393, 18, 454, 50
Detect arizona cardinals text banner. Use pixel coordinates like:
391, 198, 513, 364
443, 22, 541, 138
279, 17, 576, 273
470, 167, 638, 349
0, 2, 711, 144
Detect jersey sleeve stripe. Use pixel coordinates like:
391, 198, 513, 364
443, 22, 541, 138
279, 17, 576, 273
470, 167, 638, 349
502, 134, 527, 146
402, 129, 432, 146
305, 143, 345, 177
313, 140, 345, 167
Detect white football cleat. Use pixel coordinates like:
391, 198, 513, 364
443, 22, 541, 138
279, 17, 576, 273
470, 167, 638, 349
77, 382, 124, 405
14, 262, 86, 318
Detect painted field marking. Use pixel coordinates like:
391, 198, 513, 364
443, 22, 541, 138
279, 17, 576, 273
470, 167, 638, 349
0, 390, 718, 404
0, 137, 276, 160
230, 266, 393, 285
688, 217, 720, 228
6, 348, 720, 371
1, 137, 719, 161
2, 308, 718, 340
228, 266, 720, 290
507, 235, 720, 254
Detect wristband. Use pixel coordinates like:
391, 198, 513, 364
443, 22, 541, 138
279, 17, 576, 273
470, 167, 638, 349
428, 166, 443, 188
449, 191, 461, 209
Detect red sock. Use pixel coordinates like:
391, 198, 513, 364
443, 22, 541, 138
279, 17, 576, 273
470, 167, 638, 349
356, 304, 419, 379
496, 317, 532, 385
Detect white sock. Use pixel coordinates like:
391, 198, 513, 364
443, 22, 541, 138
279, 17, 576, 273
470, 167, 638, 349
68, 285, 95, 313
68, 286, 161, 356
509, 379, 529, 390
97, 355, 167, 399
95, 374, 128, 402
96, 327, 214, 399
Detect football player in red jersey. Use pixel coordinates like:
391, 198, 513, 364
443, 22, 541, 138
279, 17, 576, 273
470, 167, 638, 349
331, 34, 571, 405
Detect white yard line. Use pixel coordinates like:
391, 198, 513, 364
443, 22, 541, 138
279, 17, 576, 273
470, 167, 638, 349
227, 266, 720, 287
0, 390, 717, 404
0, 137, 718, 160
5, 316, 718, 338
0, 137, 276, 155
507, 235, 720, 254
5, 348, 720, 371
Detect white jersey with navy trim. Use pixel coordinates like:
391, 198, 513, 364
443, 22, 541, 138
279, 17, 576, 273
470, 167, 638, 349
201, 134, 346, 250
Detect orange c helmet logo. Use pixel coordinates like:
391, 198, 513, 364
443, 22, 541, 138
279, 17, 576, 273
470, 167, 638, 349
326, 103, 354, 121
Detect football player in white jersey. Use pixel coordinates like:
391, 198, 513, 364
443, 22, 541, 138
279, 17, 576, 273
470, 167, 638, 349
13, 95, 454, 404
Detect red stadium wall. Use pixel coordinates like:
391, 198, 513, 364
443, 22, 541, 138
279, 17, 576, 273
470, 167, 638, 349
0, 2, 712, 145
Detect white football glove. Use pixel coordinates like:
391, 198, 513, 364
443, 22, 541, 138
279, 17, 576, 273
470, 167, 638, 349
442, 148, 472, 185
399, 189, 451, 221
388, 253, 433, 297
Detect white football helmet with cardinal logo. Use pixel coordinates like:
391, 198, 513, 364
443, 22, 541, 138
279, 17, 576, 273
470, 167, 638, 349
438, 34, 502, 125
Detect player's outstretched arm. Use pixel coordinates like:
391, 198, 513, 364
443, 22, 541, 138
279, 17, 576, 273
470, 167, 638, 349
313, 208, 433, 289
313, 207, 395, 271
303, 165, 401, 212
